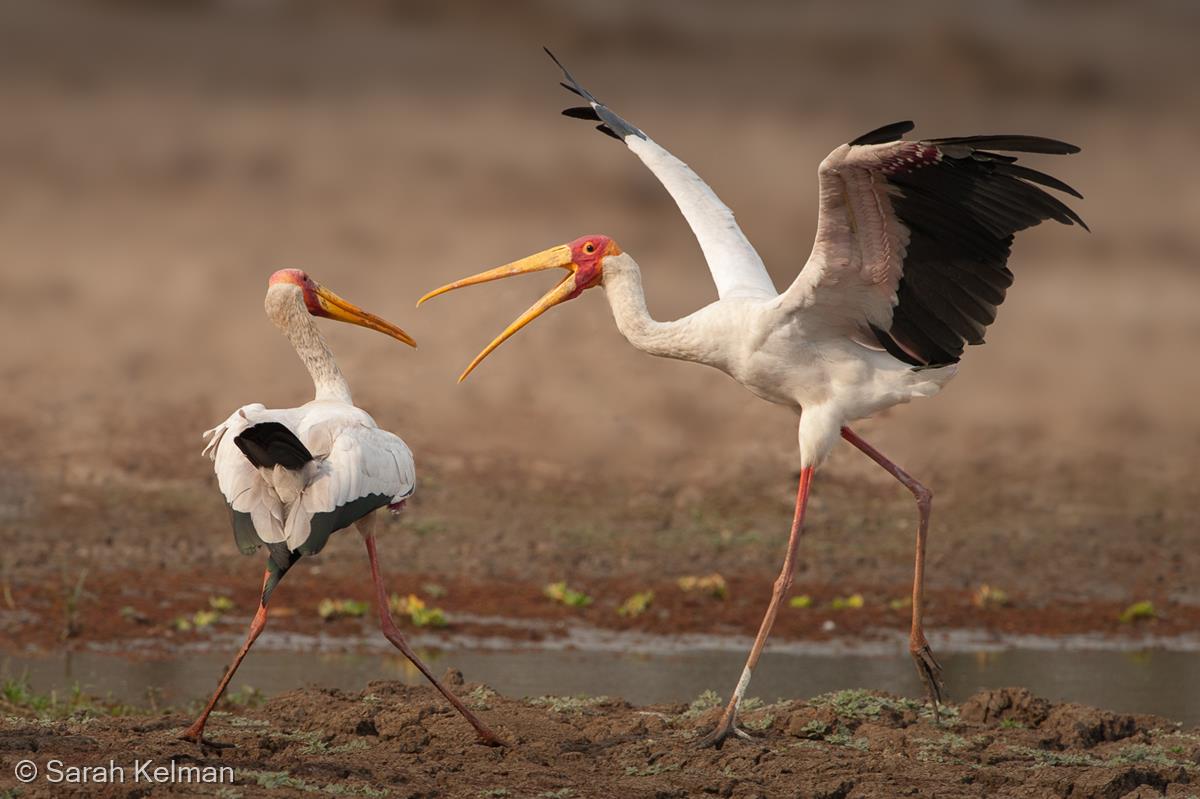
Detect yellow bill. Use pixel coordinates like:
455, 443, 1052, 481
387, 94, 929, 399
418, 244, 585, 382
315, 283, 417, 348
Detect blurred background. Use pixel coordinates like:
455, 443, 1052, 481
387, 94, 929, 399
1, 0, 1197, 636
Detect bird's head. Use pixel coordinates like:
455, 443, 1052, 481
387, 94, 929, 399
417, 235, 621, 381
267, 268, 416, 347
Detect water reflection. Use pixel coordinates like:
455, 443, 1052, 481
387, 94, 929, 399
3, 647, 1196, 726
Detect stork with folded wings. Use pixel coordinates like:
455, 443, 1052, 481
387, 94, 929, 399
182, 269, 503, 747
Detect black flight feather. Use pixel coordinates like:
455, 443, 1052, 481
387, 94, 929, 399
849, 120, 915, 146
235, 422, 313, 471
562, 106, 602, 121
853, 122, 1086, 366
927, 135, 1080, 155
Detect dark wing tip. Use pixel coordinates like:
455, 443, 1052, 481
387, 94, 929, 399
562, 106, 602, 121
930, 134, 1080, 155
543, 48, 645, 142
850, 121, 916, 147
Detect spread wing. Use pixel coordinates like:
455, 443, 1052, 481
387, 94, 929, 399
547, 50, 777, 301
781, 121, 1085, 366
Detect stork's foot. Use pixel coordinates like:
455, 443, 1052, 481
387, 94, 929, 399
473, 729, 507, 748
695, 712, 753, 749
910, 641, 945, 723
178, 729, 235, 749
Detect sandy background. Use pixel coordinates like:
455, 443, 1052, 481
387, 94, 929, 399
0, 1, 1197, 604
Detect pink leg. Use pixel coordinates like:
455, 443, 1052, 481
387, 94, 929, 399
841, 426, 944, 720
181, 570, 272, 746
698, 466, 816, 748
364, 533, 505, 746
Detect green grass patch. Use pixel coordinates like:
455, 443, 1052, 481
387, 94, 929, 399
529, 695, 608, 713
543, 582, 593, 608
318, 598, 370, 621
617, 590, 654, 618
1118, 600, 1157, 624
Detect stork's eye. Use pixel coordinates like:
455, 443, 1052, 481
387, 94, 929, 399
583, 241, 596, 254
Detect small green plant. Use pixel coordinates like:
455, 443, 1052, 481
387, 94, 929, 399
811, 688, 920, 720
744, 713, 775, 731
617, 590, 654, 617
209, 596, 235, 612
1007, 745, 1100, 767
788, 594, 812, 609
192, 609, 220, 628
0, 673, 139, 719
421, 582, 448, 599
467, 685, 496, 710
829, 594, 864, 610
824, 731, 869, 750
529, 695, 608, 713
479, 790, 511, 798
682, 689, 722, 719
118, 605, 149, 624
224, 685, 264, 708
318, 598, 370, 620
888, 596, 912, 610
972, 584, 1010, 609
677, 573, 727, 600
794, 719, 829, 739
543, 582, 593, 608
1118, 600, 1157, 624
389, 593, 447, 627
999, 718, 1025, 729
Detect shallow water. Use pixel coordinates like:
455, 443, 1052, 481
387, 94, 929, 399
4, 644, 1198, 726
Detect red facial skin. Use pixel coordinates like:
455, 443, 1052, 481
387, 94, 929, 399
566, 235, 621, 299
268, 268, 323, 315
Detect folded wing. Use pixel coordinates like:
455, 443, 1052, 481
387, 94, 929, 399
204, 406, 415, 555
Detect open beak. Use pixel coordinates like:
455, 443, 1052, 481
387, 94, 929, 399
313, 283, 417, 348
417, 244, 579, 381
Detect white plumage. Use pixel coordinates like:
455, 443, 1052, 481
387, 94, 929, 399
204, 402, 414, 552
182, 269, 503, 748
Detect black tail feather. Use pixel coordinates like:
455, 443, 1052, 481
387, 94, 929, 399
235, 422, 313, 470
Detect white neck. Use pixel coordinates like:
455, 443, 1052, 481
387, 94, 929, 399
600, 253, 712, 363
265, 285, 353, 404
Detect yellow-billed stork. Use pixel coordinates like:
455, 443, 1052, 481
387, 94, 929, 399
419, 53, 1085, 747
182, 269, 503, 747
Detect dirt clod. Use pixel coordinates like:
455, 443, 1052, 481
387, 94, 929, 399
960, 687, 1052, 726
1040, 704, 1138, 749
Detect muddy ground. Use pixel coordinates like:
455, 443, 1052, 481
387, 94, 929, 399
1, 2, 1199, 795
3, 683, 1200, 798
